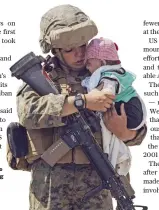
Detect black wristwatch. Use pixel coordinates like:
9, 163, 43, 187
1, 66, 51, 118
74, 93, 85, 111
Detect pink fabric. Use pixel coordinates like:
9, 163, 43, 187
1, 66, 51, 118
85, 37, 120, 62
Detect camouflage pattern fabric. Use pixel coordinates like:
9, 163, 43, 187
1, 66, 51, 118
39, 4, 98, 53
124, 124, 147, 147
29, 160, 113, 210
16, 84, 67, 129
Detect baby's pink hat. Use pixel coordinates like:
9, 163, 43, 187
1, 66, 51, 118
85, 37, 120, 63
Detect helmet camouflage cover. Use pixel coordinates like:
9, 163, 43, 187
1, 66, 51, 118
39, 4, 98, 53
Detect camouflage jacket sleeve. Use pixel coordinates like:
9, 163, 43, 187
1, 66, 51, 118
16, 83, 67, 129
124, 124, 147, 146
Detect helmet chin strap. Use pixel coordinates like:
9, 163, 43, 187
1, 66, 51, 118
54, 49, 85, 74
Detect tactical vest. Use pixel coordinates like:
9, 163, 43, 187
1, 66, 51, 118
7, 65, 103, 171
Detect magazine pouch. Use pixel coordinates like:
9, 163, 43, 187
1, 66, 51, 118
6, 122, 31, 171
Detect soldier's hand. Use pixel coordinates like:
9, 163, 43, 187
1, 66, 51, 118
103, 104, 127, 134
85, 88, 115, 112
103, 104, 136, 141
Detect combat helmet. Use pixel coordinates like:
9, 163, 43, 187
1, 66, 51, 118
39, 4, 98, 53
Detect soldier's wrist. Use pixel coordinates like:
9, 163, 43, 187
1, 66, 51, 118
83, 93, 89, 109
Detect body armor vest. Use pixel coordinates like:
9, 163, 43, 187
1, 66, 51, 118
7, 64, 103, 171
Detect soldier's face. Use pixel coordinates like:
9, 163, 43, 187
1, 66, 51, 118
61, 45, 86, 69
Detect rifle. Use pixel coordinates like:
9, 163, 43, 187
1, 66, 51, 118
9, 52, 148, 210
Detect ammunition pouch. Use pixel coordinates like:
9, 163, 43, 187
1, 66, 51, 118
6, 122, 31, 171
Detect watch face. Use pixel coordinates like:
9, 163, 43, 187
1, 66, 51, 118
74, 94, 84, 110
76, 99, 83, 106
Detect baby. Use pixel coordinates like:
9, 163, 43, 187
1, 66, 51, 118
82, 38, 147, 175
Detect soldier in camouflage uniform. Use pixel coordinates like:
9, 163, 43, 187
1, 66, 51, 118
16, 4, 147, 210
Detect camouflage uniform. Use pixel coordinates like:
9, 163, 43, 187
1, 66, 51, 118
15, 5, 147, 210
29, 161, 113, 210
